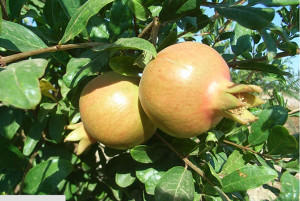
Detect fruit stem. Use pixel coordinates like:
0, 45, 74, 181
154, 133, 231, 200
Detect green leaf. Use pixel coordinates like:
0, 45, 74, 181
0, 137, 27, 170
0, 59, 48, 109
48, 105, 68, 143
128, 0, 148, 21
6, 0, 27, 19
37, 103, 57, 122
222, 165, 278, 193
236, 61, 292, 76
267, 126, 298, 155
136, 164, 160, 183
159, 0, 201, 22
60, 0, 114, 44
155, 166, 195, 201
0, 6, 2, 34
23, 159, 73, 194
40, 144, 80, 165
277, 171, 299, 201
248, 0, 299, 7
230, 23, 251, 56
88, 16, 110, 43
260, 28, 277, 62
171, 138, 198, 155
0, 106, 24, 140
115, 159, 136, 188
0, 20, 47, 52
94, 37, 157, 58
220, 150, 248, 176
248, 106, 288, 146
157, 30, 178, 52
203, 163, 223, 188
23, 119, 47, 156
145, 172, 164, 195
108, 0, 133, 41
109, 56, 142, 76
215, 6, 275, 30
130, 144, 169, 164
63, 51, 108, 88
58, 0, 81, 18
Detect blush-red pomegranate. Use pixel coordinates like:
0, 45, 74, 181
139, 42, 264, 138
65, 71, 157, 154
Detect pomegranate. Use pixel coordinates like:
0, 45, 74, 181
65, 71, 157, 154
139, 42, 264, 138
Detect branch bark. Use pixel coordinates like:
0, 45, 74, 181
0, 42, 105, 66
227, 49, 300, 68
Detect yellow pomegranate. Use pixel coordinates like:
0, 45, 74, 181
65, 71, 157, 154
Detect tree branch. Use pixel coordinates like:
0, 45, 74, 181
138, 20, 154, 39
0, 0, 9, 20
227, 49, 300, 68
155, 133, 230, 200
222, 139, 278, 162
0, 42, 105, 66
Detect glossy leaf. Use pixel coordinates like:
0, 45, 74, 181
94, 37, 157, 58
236, 61, 292, 76
115, 160, 136, 188
215, 6, 275, 30
267, 126, 298, 155
248, 0, 299, 7
230, 23, 251, 55
128, 0, 148, 21
23, 119, 47, 156
130, 144, 169, 164
0, 106, 24, 140
260, 28, 277, 62
136, 164, 160, 183
220, 150, 248, 176
63, 51, 108, 88
109, 56, 142, 76
60, 0, 114, 44
145, 172, 164, 195
0, 20, 47, 52
23, 159, 73, 194
40, 144, 80, 165
222, 165, 278, 193
0, 7, 2, 33
6, 0, 27, 19
248, 106, 288, 146
58, 0, 81, 18
0, 59, 48, 109
159, 0, 201, 22
37, 103, 57, 122
277, 171, 299, 201
108, 0, 133, 41
0, 137, 27, 170
155, 166, 194, 201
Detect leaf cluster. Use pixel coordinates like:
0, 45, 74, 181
0, 0, 299, 200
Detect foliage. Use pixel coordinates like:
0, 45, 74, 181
0, 0, 299, 200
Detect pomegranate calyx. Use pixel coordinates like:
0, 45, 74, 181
220, 83, 265, 125
64, 122, 96, 155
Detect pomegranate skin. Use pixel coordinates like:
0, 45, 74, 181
79, 71, 156, 149
139, 42, 238, 138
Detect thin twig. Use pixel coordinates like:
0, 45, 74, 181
0, 42, 105, 66
288, 108, 300, 115
227, 49, 300, 68
138, 21, 154, 38
222, 139, 278, 162
151, 17, 160, 47
155, 133, 231, 200
245, 71, 256, 82
0, 0, 9, 20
